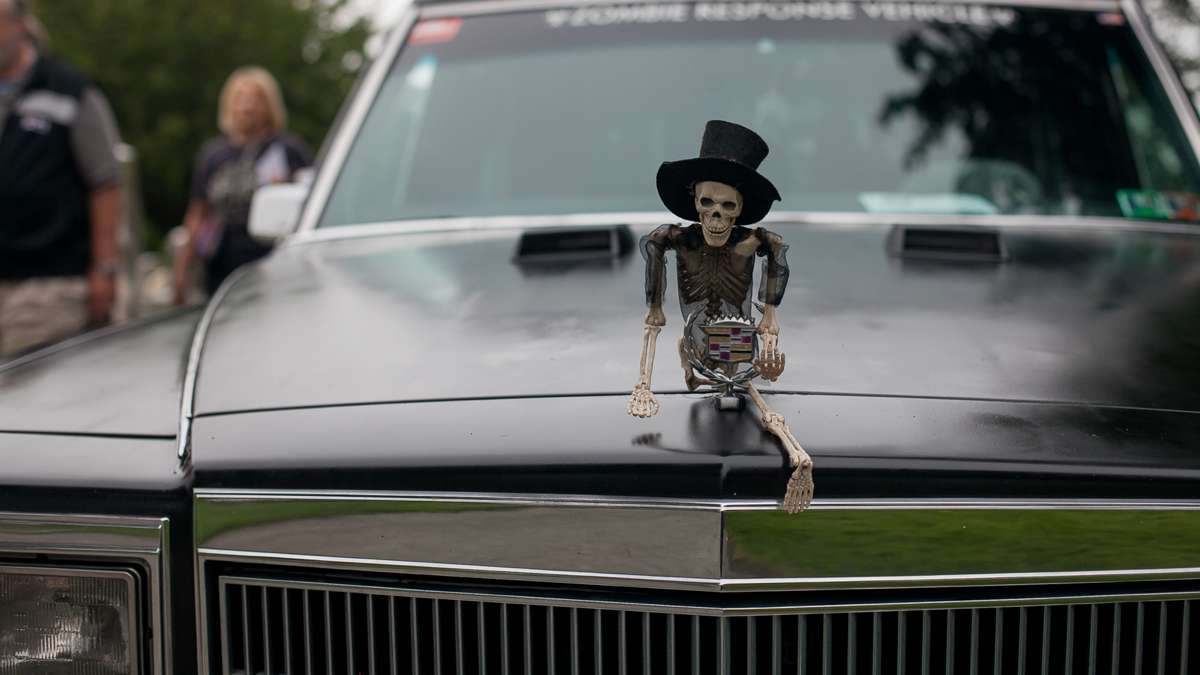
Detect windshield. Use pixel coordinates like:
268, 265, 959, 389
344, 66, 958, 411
319, 3, 1200, 227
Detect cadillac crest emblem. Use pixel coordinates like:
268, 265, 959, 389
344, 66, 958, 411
703, 316, 755, 364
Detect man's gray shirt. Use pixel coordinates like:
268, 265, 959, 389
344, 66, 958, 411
0, 55, 121, 189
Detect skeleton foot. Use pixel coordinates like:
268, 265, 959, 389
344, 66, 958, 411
627, 384, 660, 418
762, 411, 814, 512
747, 384, 814, 513
783, 454, 815, 514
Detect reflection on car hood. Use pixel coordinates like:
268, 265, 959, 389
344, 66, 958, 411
195, 222, 1200, 416
0, 308, 200, 437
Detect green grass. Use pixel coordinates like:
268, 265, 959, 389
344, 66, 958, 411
195, 498, 503, 544
726, 510, 1200, 577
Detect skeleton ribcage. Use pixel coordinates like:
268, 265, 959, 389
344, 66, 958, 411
677, 247, 754, 318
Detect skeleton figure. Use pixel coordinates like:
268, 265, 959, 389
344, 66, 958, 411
627, 121, 814, 513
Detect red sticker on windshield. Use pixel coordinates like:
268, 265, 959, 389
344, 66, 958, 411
410, 18, 463, 45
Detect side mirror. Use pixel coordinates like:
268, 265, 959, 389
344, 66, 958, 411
248, 182, 309, 244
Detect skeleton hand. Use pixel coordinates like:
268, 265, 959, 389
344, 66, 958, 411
754, 304, 785, 380
754, 332, 786, 381
627, 382, 660, 418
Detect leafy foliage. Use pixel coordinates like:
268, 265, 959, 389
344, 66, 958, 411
1146, 0, 1200, 106
33, 0, 371, 242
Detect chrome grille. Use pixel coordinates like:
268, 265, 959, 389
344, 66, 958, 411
218, 578, 1199, 675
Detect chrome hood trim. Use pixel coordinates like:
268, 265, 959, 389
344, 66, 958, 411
195, 490, 1200, 592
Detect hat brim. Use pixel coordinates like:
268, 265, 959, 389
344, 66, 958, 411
656, 157, 781, 226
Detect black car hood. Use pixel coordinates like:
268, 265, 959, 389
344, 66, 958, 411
0, 308, 200, 437
194, 222, 1200, 415
192, 393, 1200, 500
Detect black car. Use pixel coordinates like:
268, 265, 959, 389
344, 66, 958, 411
3, 0, 1200, 672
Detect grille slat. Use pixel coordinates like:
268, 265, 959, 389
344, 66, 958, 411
1182, 601, 1191, 675
873, 612, 883, 675
284, 589, 294, 675
219, 580, 1200, 675
1160, 603, 1169, 675
500, 603, 510, 675
455, 601, 465, 675
672, 610, 681, 672
993, 608, 1003, 675
847, 612, 856, 674
598, 609, 606, 675
747, 615, 757, 675
1138, 602, 1147, 675
648, 607, 657, 667
434, 599, 443, 675
569, 607, 578, 675
410, 598, 420, 675
1042, 606, 1052, 675
302, 590, 313, 675
1018, 607, 1028, 675
772, 615, 782, 675
822, 614, 832, 675
1088, 605, 1099, 675
388, 597, 398, 675
524, 605, 534, 673
1066, 605, 1076, 674
547, 605, 556, 674
798, 614, 807, 675
368, 596, 377, 675
619, 610, 628, 675
325, 591, 335, 675
947, 609, 956, 675
472, 598, 482, 672
921, 610, 931, 675
1113, 605, 1122, 675
241, 585, 252, 675
346, 594, 355, 675
968, 609, 977, 675
260, 587, 271, 675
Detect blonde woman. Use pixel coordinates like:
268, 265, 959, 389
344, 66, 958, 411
174, 66, 310, 303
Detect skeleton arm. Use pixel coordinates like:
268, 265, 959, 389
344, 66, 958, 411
629, 306, 664, 417
629, 227, 674, 418
640, 305, 667, 387
754, 230, 790, 381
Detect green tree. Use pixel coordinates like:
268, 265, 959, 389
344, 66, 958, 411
1148, 0, 1200, 112
33, 0, 371, 243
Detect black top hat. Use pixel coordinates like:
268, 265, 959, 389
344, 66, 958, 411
656, 120, 782, 226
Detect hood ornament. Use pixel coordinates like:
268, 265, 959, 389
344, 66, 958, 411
627, 121, 814, 513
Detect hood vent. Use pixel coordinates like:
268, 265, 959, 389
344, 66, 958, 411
515, 225, 634, 264
888, 225, 1007, 263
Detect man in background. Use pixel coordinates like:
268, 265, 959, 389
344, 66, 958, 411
0, 0, 121, 357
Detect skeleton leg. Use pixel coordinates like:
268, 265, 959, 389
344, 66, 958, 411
628, 324, 662, 418
746, 383, 814, 513
678, 337, 714, 391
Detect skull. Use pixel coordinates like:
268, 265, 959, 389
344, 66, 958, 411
694, 181, 743, 247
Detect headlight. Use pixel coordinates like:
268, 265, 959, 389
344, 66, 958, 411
0, 565, 139, 674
